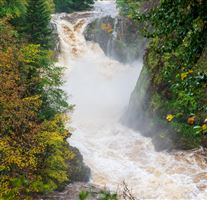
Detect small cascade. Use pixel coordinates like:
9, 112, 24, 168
106, 16, 118, 58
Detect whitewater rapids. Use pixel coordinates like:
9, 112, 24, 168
52, 1, 207, 199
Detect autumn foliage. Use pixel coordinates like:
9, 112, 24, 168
0, 1, 75, 199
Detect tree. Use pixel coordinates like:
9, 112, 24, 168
0, 20, 73, 199
19, 44, 69, 120
0, 1, 87, 198
24, 0, 52, 49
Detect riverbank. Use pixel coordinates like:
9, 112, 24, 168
36, 183, 101, 200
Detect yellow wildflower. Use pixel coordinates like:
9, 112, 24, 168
188, 69, 193, 74
166, 114, 174, 122
181, 72, 188, 80
202, 124, 207, 131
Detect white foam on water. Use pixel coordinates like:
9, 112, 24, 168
53, 1, 207, 199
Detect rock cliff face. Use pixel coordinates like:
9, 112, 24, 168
125, 43, 207, 151
84, 16, 146, 63
124, 53, 179, 151
120, 0, 207, 151
67, 147, 91, 184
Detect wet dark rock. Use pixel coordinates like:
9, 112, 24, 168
50, 19, 61, 57
68, 146, 91, 183
56, 146, 91, 192
84, 16, 146, 63
123, 65, 192, 151
124, 47, 203, 151
37, 182, 102, 200
63, 12, 92, 24
201, 136, 207, 148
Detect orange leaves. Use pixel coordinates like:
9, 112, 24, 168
187, 115, 196, 125
0, 22, 43, 191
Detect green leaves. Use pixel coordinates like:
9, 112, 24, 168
0, 0, 28, 18
79, 191, 90, 200
98, 191, 118, 200
79, 191, 118, 200
24, 0, 52, 49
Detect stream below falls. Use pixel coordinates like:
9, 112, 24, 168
52, 1, 207, 199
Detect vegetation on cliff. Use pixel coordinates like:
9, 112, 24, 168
0, 0, 89, 199
118, 0, 207, 148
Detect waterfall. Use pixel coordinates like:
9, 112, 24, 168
51, 1, 207, 199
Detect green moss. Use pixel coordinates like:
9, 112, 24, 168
146, 48, 160, 72
171, 122, 201, 149
150, 92, 162, 113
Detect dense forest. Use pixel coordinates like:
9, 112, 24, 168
0, 0, 93, 199
0, 0, 207, 199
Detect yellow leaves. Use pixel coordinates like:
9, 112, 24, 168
194, 118, 207, 135
22, 95, 42, 113
0, 113, 73, 197
101, 23, 113, 33
22, 95, 42, 107
180, 69, 193, 80
202, 124, 207, 131
19, 44, 41, 64
0, 176, 11, 199
188, 69, 193, 74
202, 119, 207, 132
0, 16, 73, 199
0, 137, 39, 170
181, 72, 188, 80
46, 169, 68, 183
166, 114, 174, 122
201, 120, 207, 134
39, 131, 64, 147
41, 114, 71, 138
193, 17, 205, 32
0, 165, 7, 172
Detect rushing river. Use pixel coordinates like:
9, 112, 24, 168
53, 1, 207, 199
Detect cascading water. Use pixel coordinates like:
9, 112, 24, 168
52, 1, 207, 199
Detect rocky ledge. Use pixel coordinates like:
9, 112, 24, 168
37, 182, 102, 200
